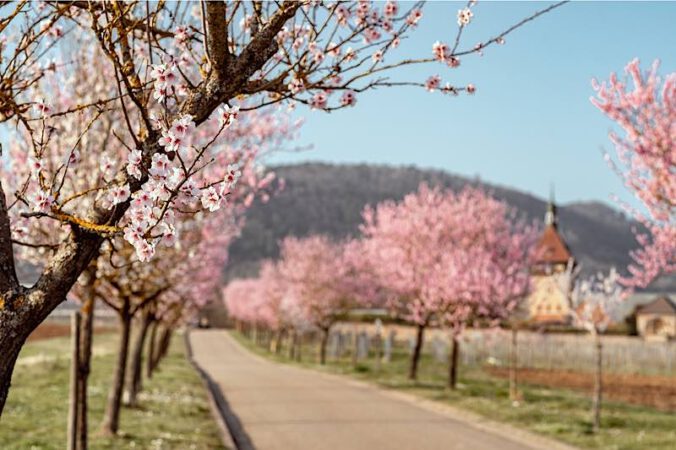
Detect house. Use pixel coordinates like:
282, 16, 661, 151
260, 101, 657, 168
635, 296, 676, 341
526, 199, 576, 325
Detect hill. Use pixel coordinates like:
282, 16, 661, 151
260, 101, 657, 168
225, 162, 670, 290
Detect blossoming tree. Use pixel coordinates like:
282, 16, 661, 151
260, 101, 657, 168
569, 268, 624, 433
591, 59, 675, 287
0, 0, 566, 414
277, 236, 360, 365
361, 184, 536, 381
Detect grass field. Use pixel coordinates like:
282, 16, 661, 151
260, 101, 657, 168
232, 331, 676, 450
1, 327, 225, 449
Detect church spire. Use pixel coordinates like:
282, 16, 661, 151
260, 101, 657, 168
544, 184, 557, 228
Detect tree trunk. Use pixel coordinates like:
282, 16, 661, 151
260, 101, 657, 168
274, 330, 284, 354
76, 273, 96, 450
592, 333, 603, 433
288, 330, 296, 360
408, 324, 425, 381
448, 335, 459, 389
150, 325, 169, 371
146, 319, 158, 379
68, 311, 82, 450
101, 304, 131, 436
319, 328, 329, 365
509, 326, 519, 402
124, 309, 152, 408
158, 328, 172, 363
0, 332, 23, 417
295, 332, 302, 362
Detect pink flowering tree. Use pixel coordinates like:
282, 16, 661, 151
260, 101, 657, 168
570, 268, 624, 433
0, 1, 565, 414
277, 236, 360, 365
591, 59, 675, 287
3, 45, 288, 438
361, 184, 537, 381
95, 208, 244, 436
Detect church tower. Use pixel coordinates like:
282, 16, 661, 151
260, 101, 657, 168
527, 192, 576, 324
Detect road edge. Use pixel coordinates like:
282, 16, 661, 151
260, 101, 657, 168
183, 330, 239, 450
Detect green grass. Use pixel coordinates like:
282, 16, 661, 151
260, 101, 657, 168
1, 331, 225, 449
233, 331, 676, 450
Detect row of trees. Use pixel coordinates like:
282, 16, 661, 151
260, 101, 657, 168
224, 185, 631, 432
225, 184, 539, 387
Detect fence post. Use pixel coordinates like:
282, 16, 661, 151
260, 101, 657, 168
67, 311, 82, 450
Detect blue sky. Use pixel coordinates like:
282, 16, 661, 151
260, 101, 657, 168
268, 1, 676, 207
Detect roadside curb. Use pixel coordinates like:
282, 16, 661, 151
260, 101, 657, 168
184, 330, 243, 450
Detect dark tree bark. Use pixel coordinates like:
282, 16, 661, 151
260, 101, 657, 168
146, 318, 158, 379
101, 301, 131, 436
448, 335, 460, 389
124, 308, 152, 408
155, 327, 173, 367
274, 330, 284, 354
151, 326, 167, 371
408, 324, 426, 381
295, 332, 302, 362
288, 330, 296, 360
67, 311, 82, 450
318, 328, 330, 365
0, 228, 102, 417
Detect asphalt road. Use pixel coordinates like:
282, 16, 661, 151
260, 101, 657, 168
189, 330, 571, 450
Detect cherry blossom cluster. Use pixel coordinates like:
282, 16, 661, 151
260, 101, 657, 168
2, 43, 295, 265
591, 59, 675, 287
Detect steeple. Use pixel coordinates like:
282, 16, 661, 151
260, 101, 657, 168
544, 184, 557, 228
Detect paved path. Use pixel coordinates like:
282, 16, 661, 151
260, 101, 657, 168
189, 330, 572, 450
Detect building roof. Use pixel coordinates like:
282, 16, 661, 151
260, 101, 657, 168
534, 224, 573, 265
636, 296, 676, 316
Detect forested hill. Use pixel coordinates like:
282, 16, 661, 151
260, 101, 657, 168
225, 162, 669, 289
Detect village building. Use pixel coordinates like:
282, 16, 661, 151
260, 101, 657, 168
635, 296, 676, 341
526, 199, 576, 324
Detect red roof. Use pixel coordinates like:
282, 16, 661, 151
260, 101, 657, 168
535, 225, 572, 265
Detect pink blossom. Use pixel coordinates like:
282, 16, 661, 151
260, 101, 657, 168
425, 75, 441, 92
591, 59, 676, 287
384, 1, 399, 17
127, 149, 143, 179
340, 91, 357, 107
457, 7, 474, 26
200, 186, 222, 212
406, 9, 423, 26
224, 164, 242, 188
149, 153, 171, 178
31, 189, 54, 212
218, 104, 240, 127
432, 41, 449, 62
108, 184, 130, 206
310, 92, 328, 110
